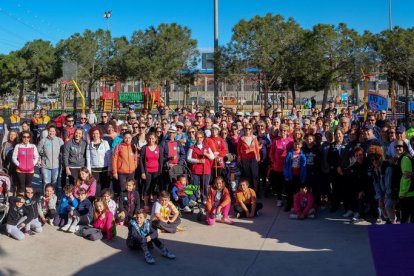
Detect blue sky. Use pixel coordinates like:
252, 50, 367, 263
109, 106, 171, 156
0, 0, 413, 54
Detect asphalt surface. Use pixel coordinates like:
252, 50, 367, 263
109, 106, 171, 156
0, 196, 376, 276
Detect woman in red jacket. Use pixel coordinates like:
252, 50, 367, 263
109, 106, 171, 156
205, 176, 233, 225
269, 124, 293, 207
187, 131, 215, 202
237, 123, 260, 192
205, 124, 227, 180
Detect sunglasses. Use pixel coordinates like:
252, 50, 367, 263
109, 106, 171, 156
133, 126, 139, 129
67, 120, 74, 122
395, 145, 404, 149
80, 118, 87, 120
370, 156, 380, 161
22, 136, 30, 138
101, 115, 107, 118
189, 131, 195, 133
197, 116, 203, 118
245, 128, 252, 130
139, 126, 146, 129
121, 129, 128, 131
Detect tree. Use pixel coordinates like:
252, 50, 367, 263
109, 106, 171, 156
20, 40, 62, 108
128, 23, 198, 106
376, 27, 414, 125
230, 14, 304, 113
58, 29, 111, 106
0, 52, 30, 110
305, 23, 362, 109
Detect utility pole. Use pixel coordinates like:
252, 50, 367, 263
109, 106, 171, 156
389, 0, 397, 123
213, 0, 219, 112
104, 10, 112, 32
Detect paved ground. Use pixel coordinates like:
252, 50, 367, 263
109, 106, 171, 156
0, 198, 375, 276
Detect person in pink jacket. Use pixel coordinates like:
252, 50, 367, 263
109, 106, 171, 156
269, 124, 293, 206
93, 198, 114, 240
12, 131, 39, 193
74, 167, 97, 202
289, 184, 315, 220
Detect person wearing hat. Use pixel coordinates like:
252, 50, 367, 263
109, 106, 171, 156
160, 126, 186, 191
386, 125, 414, 158
205, 124, 228, 179
251, 112, 260, 124
171, 112, 180, 126
235, 111, 244, 123
324, 100, 337, 118
361, 124, 382, 153
274, 108, 283, 119
175, 122, 187, 145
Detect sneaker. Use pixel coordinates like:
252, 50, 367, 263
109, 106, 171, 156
308, 214, 315, 219
289, 214, 298, 219
61, 224, 71, 232
276, 200, 283, 207
24, 229, 35, 236
161, 247, 176, 259
343, 210, 353, 218
182, 206, 192, 213
353, 212, 360, 220
68, 225, 77, 233
48, 218, 54, 225
188, 200, 197, 207
144, 252, 155, 264
235, 212, 241, 219
223, 218, 234, 225
255, 211, 260, 217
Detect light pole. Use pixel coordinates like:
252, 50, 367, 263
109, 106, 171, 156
213, 0, 219, 112
104, 10, 112, 32
389, 0, 397, 122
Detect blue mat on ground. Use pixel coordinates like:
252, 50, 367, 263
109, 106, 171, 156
368, 224, 414, 276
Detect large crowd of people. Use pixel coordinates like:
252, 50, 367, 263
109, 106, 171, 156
1, 101, 414, 263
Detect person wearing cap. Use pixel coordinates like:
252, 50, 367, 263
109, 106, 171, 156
251, 112, 260, 124
324, 100, 337, 118
235, 111, 244, 123
171, 112, 180, 126
205, 124, 228, 179
274, 108, 283, 119
386, 125, 414, 158
174, 122, 187, 145
360, 124, 382, 154
161, 126, 186, 190
202, 117, 213, 132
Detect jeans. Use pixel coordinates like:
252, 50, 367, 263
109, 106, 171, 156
41, 168, 60, 187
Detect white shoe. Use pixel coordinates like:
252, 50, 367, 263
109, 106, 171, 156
183, 206, 192, 213
68, 225, 77, 233
61, 224, 70, 232
289, 214, 298, 219
343, 210, 353, 218
276, 200, 283, 207
188, 200, 197, 207
353, 212, 360, 220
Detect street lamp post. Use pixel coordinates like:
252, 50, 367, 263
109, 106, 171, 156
104, 11, 112, 32
213, 0, 219, 112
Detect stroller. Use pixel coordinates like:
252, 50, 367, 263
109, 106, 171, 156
168, 163, 205, 219
0, 171, 12, 224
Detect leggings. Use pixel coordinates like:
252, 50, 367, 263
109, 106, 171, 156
16, 173, 34, 193
143, 172, 159, 196
91, 169, 111, 190
269, 170, 285, 200
206, 204, 230, 225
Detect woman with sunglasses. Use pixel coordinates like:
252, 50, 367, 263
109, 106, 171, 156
269, 124, 293, 206
256, 121, 271, 196
12, 131, 39, 193
185, 127, 197, 153
132, 124, 147, 151
237, 123, 260, 192
395, 140, 414, 223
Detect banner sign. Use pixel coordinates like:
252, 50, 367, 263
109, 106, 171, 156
368, 92, 387, 111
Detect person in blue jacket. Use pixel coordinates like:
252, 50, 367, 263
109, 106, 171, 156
53, 184, 79, 228
284, 139, 307, 212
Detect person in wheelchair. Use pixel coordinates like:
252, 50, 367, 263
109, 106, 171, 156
171, 175, 198, 213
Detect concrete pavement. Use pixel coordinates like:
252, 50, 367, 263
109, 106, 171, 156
0, 199, 375, 276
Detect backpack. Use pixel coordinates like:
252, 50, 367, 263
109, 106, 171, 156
80, 226, 103, 241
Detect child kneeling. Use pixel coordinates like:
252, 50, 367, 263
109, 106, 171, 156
234, 178, 263, 218
289, 184, 315, 220
127, 209, 175, 264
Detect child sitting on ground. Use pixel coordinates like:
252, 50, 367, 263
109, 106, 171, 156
151, 191, 181, 233
171, 175, 197, 213
6, 195, 27, 240
54, 184, 79, 228
101, 188, 117, 216
206, 176, 233, 225
117, 178, 140, 225
127, 209, 176, 264
61, 188, 93, 233
23, 186, 43, 235
289, 184, 315, 220
38, 184, 57, 225
234, 178, 263, 218
93, 198, 115, 240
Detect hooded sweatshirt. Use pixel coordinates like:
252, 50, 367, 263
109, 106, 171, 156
37, 136, 64, 169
